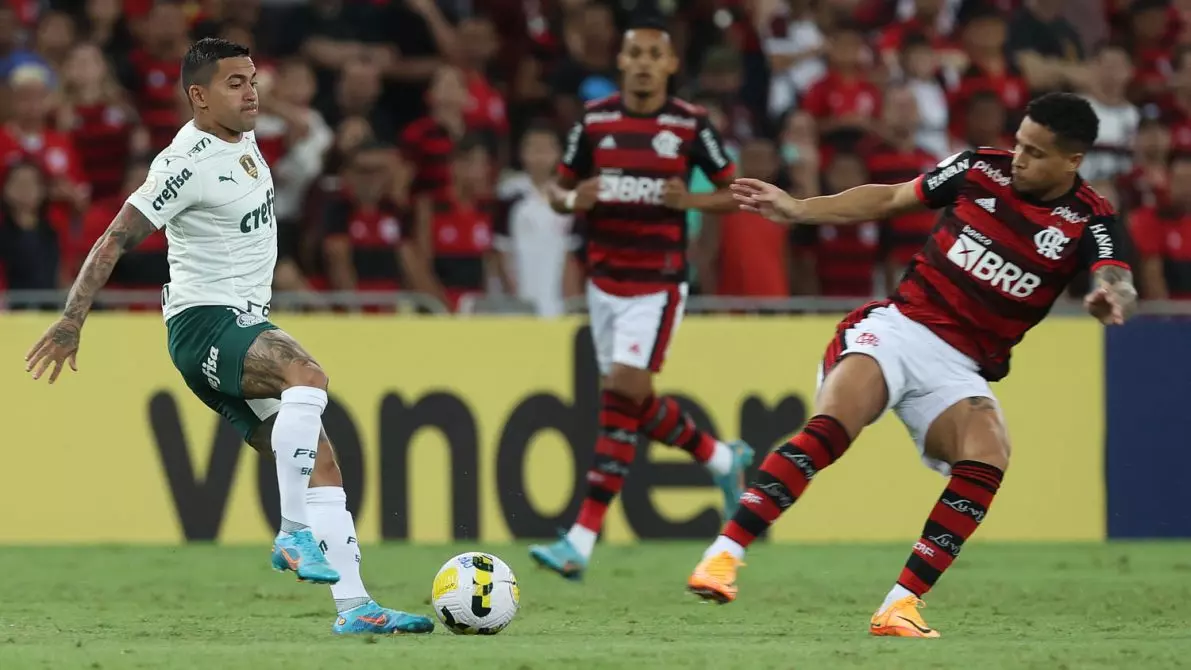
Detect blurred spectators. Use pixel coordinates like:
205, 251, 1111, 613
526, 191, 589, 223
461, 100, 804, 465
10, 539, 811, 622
494, 123, 581, 316
1130, 154, 1191, 298
8, 0, 1191, 313
0, 162, 58, 297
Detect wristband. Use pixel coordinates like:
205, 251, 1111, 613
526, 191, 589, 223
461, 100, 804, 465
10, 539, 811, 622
564, 190, 577, 211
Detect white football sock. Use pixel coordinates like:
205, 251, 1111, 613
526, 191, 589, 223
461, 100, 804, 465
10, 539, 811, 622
307, 486, 371, 612
703, 535, 745, 560
705, 441, 734, 477
879, 584, 917, 614
565, 525, 598, 560
272, 386, 327, 532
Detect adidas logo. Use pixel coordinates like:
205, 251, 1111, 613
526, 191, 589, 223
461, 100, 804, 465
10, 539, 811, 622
598, 135, 617, 150
976, 197, 996, 213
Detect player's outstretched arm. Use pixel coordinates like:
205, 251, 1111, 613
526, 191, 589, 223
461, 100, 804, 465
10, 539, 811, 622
24, 203, 156, 382
1085, 263, 1138, 326
731, 178, 925, 225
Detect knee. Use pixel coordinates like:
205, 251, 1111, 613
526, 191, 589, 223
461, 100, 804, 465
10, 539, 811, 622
604, 365, 651, 405
957, 415, 1011, 474
285, 360, 328, 391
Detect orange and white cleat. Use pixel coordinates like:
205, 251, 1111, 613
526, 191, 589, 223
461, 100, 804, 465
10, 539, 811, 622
869, 595, 940, 638
687, 551, 744, 603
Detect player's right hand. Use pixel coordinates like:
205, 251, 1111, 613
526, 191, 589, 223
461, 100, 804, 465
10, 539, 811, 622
573, 177, 601, 212
730, 178, 801, 224
24, 318, 81, 384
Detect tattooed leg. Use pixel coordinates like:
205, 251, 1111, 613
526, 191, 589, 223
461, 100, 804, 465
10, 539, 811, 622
242, 329, 330, 533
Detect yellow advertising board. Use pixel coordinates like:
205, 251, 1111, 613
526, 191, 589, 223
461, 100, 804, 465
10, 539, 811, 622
0, 313, 1105, 544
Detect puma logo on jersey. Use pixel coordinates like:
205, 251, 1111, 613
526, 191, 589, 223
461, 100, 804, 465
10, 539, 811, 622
239, 187, 275, 233
598, 175, 665, 205
947, 233, 1041, 298
219, 172, 237, 184
151, 169, 193, 211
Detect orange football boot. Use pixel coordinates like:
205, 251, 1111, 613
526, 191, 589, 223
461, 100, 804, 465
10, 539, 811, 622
869, 595, 941, 638
687, 551, 744, 603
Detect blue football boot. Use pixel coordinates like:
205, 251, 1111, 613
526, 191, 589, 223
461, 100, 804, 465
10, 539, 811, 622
333, 600, 435, 635
528, 532, 587, 580
714, 440, 755, 520
270, 529, 340, 584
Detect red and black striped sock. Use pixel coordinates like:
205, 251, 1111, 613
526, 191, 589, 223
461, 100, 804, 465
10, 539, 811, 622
574, 391, 642, 533
897, 460, 1004, 596
722, 415, 852, 548
639, 395, 717, 462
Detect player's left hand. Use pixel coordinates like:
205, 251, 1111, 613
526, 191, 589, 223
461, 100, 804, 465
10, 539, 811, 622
24, 318, 81, 384
663, 178, 688, 210
1084, 285, 1134, 326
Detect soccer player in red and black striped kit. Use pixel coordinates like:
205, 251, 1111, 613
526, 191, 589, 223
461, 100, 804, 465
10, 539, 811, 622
688, 93, 1139, 637
527, 17, 754, 580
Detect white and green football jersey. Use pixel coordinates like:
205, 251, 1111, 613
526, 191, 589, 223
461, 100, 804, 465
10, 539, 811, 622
126, 120, 276, 321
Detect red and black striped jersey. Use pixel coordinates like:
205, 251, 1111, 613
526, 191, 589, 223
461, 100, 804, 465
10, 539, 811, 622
559, 94, 735, 296
896, 147, 1129, 381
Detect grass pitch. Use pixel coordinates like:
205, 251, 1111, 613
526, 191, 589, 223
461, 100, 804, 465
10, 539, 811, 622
0, 542, 1188, 669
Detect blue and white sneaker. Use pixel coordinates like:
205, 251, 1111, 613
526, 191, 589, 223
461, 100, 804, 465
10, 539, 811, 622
270, 529, 340, 584
714, 440, 755, 520
333, 600, 435, 635
528, 532, 587, 580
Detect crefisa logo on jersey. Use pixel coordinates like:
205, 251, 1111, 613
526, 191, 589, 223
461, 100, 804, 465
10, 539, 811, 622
150, 168, 193, 211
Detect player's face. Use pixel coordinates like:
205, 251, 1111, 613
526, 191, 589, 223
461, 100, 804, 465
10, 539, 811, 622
199, 56, 259, 133
1011, 117, 1080, 195
618, 29, 677, 96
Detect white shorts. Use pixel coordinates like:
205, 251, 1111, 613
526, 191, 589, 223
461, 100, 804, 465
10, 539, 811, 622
587, 281, 688, 375
817, 302, 997, 476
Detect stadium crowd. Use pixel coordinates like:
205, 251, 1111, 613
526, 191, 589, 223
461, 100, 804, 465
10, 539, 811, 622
0, 0, 1188, 314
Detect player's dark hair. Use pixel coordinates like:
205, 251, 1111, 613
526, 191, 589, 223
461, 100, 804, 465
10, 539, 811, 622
181, 37, 250, 91
1025, 92, 1100, 155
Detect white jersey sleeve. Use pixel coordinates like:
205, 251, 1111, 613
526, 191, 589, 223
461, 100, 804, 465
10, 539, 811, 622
126, 152, 204, 230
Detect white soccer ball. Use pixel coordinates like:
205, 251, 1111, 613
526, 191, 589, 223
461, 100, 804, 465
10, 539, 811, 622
431, 552, 520, 635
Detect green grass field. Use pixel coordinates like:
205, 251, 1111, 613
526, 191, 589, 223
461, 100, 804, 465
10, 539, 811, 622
1, 542, 1188, 669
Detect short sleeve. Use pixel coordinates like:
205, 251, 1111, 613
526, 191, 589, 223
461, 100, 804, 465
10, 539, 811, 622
558, 120, 593, 182
914, 150, 973, 210
690, 114, 736, 185
124, 152, 202, 230
1079, 213, 1132, 272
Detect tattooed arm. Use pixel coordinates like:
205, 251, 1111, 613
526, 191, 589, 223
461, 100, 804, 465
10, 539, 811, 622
1079, 214, 1136, 326
1085, 262, 1138, 325
24, 204, 157, 382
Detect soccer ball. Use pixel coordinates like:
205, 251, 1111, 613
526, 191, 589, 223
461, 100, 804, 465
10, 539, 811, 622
431, 552, 520, 635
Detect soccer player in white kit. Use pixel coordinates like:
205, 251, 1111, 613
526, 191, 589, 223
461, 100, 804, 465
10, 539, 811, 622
24, 38, 434, 635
